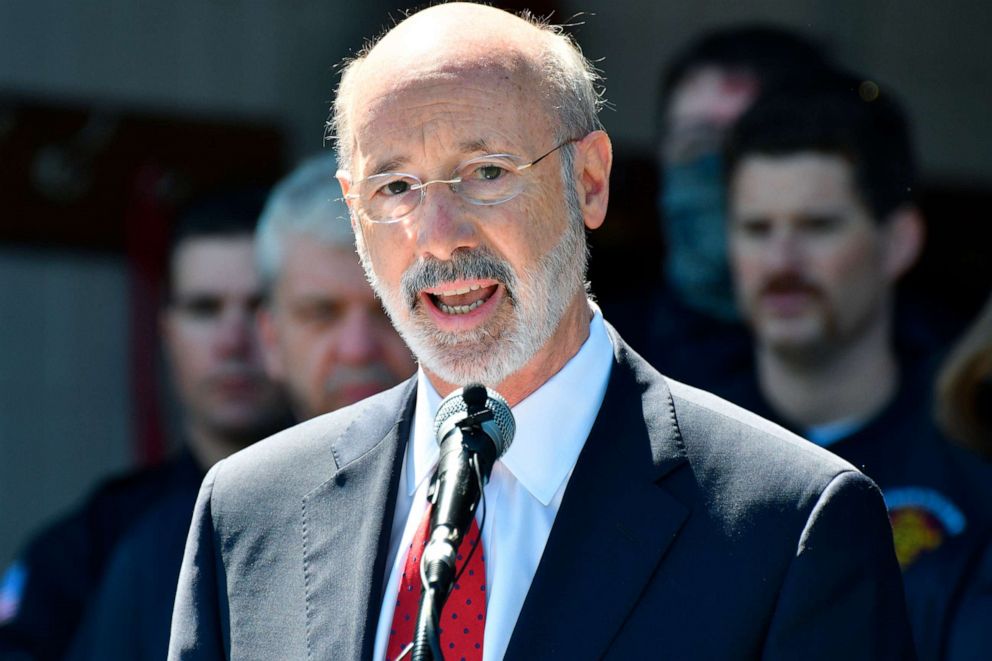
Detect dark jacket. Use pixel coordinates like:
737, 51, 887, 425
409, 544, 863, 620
169, 330, 912, 660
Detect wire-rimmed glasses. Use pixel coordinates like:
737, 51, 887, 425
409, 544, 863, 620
341, 140, 574, 224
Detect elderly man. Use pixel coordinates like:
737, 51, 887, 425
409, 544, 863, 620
169, 5, 912, 660
255, 153, 415, 421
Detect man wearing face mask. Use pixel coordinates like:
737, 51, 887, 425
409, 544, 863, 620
609, 26, 831, 397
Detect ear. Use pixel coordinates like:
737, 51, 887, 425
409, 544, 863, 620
336, 173, 360, 233
256, 306, 286, 381
573, 130, 613, 231
881, 205, 925, 281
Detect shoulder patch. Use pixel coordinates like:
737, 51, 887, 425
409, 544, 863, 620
884, 487, 966, 569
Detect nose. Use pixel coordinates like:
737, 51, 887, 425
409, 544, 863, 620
335, 307, 379, 365
414, 184, 480, 262
764, 225, 804, 272
216, 305, 255, 358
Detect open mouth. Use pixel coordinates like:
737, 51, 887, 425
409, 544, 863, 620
423, 281, 500, 316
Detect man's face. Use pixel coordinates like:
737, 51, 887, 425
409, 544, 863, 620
729, 153, 894, 357
259, 238, 415, 419
340, 63, 589, 388
163, 236, 286, 439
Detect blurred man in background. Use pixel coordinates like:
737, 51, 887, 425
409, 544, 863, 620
255, 153, 415, 421
609, 26, 831, 396
0, 189, 289, 660
66, 154, 413, 660
723, 71, 983, 655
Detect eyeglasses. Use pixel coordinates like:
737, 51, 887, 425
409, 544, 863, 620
342, 140, 574, 224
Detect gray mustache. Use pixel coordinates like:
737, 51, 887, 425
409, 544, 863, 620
401, 249, 515, 308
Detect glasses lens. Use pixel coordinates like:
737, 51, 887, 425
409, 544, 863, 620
359, 173, 421, 222
455, 155, 526, 205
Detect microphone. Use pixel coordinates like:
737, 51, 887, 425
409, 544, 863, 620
411, 383, 514, 660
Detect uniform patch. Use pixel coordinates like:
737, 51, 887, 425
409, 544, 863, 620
0, 561, 27, 624
884, 487, 966, 569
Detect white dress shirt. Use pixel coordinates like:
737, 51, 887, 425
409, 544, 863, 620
373, 307, 614, 661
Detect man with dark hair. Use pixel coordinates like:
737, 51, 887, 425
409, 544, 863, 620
0, 189, 289, 660
724, 71, 980, 654
611, 25, 834, 397
170, 6, 911, 659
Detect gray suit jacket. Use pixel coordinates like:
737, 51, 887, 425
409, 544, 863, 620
169, 330, 913, 660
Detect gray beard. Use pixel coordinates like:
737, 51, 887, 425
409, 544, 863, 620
355, 212, 588, 388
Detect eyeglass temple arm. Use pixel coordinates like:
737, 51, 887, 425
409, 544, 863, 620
410, 177, 462, 191
519, 139, 576, 171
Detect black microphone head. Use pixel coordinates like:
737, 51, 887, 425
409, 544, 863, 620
433, 385, 515, 458
462, 383, 488, 411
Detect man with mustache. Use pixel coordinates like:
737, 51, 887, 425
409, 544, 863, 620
169, 5, 911, 659
255, 153, 415, 421
609, 26, 832, 398
726, 71, 981, 651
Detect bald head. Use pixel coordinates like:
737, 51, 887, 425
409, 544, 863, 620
366, 3, 545, 72
331, 3, 603, 173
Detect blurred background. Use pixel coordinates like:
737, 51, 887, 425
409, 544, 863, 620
1, 0, 990, 567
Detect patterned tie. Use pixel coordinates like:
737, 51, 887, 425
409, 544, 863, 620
386, 505, 487, 661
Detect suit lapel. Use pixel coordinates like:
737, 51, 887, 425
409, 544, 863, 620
300, 379, 416, 660
504, 338, 690, 660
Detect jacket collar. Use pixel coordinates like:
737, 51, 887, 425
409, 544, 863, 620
504, 328, 690, 659
299, 328, 690, 660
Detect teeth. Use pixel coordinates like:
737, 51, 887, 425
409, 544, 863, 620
438, 284, 483, 296
438, 298, 486, 315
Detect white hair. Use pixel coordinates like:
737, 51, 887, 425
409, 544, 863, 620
255, 153, 355, 293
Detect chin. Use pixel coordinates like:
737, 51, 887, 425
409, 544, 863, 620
763, 332, 829, 361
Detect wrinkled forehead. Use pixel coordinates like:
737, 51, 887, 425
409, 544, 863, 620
347, 56, 553, 175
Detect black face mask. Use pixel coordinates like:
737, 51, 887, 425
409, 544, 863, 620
660, 151, 738, 321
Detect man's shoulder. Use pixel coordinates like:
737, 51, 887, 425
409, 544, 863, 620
665, 375, 856, 476
208, 378, 415, 502
611, 333, 861, 504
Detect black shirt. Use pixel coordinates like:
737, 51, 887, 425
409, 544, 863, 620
0, 452, 204, 661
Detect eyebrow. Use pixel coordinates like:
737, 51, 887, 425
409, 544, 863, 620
460, 138, 496, 154
366, 157, 408, 177
364, 138, 505, 178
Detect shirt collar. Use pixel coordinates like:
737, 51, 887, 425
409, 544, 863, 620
408, 305, 614, 506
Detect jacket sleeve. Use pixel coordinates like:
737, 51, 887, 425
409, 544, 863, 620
168, 465, 229, 660
762, 470, 916, 661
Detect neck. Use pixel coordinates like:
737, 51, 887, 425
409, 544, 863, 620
185, 422, 251, 470
426, 295, 593, 407
757, 318, 899, 429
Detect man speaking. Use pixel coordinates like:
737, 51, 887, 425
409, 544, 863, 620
169, 4, 912, 659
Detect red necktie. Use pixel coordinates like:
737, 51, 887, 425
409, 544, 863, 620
386, 505, 487, 661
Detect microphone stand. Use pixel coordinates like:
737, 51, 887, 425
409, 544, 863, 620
411, 408, 494, 661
